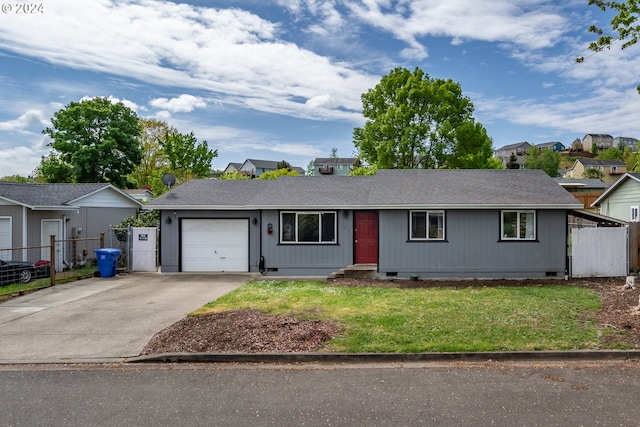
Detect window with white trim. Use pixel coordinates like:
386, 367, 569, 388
410, 210, 445, 240
631, 206, 639, 222
280, 211, 336, 243
501, 210, 536, 240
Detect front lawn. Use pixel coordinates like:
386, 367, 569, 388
193, 280, 603, 353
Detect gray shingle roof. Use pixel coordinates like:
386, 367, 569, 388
579, 159, 625, 166
0, 182, 120, 208
313, 158, 357, 165
147, 169, 582, 210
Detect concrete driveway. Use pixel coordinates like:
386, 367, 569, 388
0, 272, 255, 364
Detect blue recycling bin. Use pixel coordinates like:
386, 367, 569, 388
95, 248, 121, 278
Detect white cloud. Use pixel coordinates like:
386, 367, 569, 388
149, 94, 207, 113
0, 110, 49, 133
0, 0, 376, 122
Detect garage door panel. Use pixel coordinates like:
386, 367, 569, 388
182, 219, 248, 272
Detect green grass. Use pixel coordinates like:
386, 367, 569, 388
194, 280, 605, 353
0, 266, 98, 296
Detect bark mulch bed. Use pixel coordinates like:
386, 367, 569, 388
141, 276, 640, 355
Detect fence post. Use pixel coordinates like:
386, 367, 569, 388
50, 234, 56, 286
100, 232, 105, 249
629, 223, 640, 274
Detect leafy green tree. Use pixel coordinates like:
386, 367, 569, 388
353, 67, 494, 169
128, 119, 175, 189
597, 146, 624, 159
276, 160, 292, 171
444, 122, 502, 169
330, 147, 338, 158
349, 164, 378, 176
219, 171, 251, 180
570, 138, 583, 152
40, 97, 142, 187
525, 145, 561, 177
160, 131, 217, 183
578, 0, 640, 91
506, 153, 520, 169
583, 167, 605, 179
1, 175, 32, 182
622, 145, 639, 170
258, 169, 299, 180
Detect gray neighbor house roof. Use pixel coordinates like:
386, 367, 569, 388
313, 158, 357, 165
0, 182, 142, 210
147, 169, 583, 211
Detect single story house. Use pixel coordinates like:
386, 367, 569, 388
537, 141, 566, 152
238, 159, 306, 177
146, 169, 583, 279
592, 172, 640, 222
0, 182, 142, 268
223, 162, 242, 174
493, 141, 532, 168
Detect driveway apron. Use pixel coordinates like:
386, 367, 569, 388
0, 273, 253, 363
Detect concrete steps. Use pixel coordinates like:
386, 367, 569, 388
328, 264, 378, 280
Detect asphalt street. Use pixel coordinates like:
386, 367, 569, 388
1, 361, 640, 426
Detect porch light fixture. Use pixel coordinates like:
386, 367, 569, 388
252, 217, 258, 225
166, 216, 172, 225
343, 210, 349, 218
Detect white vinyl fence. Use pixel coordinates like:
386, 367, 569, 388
571, 227, 627, 278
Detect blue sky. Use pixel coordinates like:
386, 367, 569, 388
1, 0, 639, 177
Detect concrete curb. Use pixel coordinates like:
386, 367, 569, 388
127, 350, 640, 364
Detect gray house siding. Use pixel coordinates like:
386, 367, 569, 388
0, 205, 24, 247
378, 210, 567, 279
159, 209, 261, 273
259, 210, 354, 276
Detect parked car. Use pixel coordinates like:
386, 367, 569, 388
0, 259, 50, 286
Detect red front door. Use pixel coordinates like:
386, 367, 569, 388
354, 211, 378, 264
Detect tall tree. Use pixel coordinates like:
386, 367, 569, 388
160, 131, 217, 183
128, 119, 175, 189
40, 97, 142, 187
525, 146, 561, 177
578, 0, 640, 91
353, 67, 495, 169
505, 153, 520, 169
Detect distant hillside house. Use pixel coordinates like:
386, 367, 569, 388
583, 134, 613, 152
238, 159, 305, 177
223, 162, 243, 174
537, 141, 565, 152
565, 158, 626, 185
312, 158, 357, 176
493, 141, 532, 168
555, 178, 608, 212
613, 136, 639, 152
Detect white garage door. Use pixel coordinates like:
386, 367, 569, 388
182, 219, 248, 272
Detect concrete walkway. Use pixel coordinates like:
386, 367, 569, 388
0, 272, 254, 364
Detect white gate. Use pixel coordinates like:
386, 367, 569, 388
571, 227, 627, 277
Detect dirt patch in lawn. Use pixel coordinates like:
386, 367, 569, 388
141, 276, 640, 355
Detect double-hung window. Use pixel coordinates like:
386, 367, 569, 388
410, 210, 445, 240
280, 211, 336, 244
501, 210, 535, 240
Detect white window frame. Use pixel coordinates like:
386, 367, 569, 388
280, 211, 337, 244
409, 210, 445, 241
631, 206, 639, 222
501, 210, 536, 240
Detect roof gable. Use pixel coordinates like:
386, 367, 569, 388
593, 173, 640, 206
0, 182, 141, 209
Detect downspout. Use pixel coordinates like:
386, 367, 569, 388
565, 210, 571, 280
22, 206, 27, 261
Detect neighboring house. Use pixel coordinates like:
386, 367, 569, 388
592, 173, 640, 222
123, 188, 153, 203
223, 162, 242, 174
493, 142, 532, 168
238, 159, 305, 177
565, 159, 626, 185
537, 141, 566, 152
613, 136, 639, 152
555, 178, 608, 212
312, 158, 357, 176
146, 169, 582, 280
0, 183, 142, 268
583, 134, 614, 152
